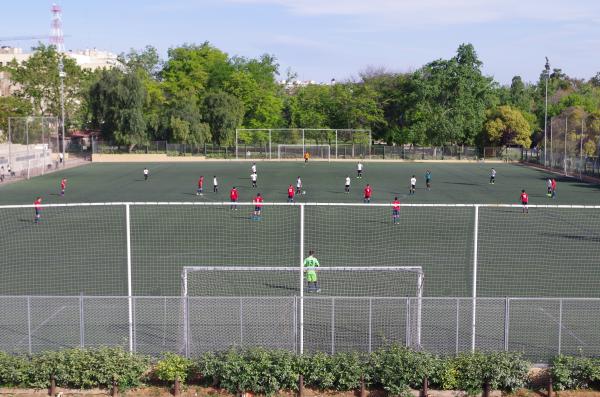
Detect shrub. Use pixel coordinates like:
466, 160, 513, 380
27, 348, 149, 390
154, 352, 194, 384
0, 352, 29, 387
368, 344, 437, 396
551, 355, 600, 390
453, 351, 530, 395
212, 348, 299, 396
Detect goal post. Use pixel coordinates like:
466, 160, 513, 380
181, 265, 423, 352
278, 144, 331, 161
235, 128, 371, 160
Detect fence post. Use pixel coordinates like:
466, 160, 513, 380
293, 296, 298, 354
331, 297, 335, 354
456, 298, 460, 355
184, 296, 190, 358
299, 204, 305, 355
471, 205, 480, 352
335, 130, 338, 159
80, 294, 85, 348
504, 298, 510, 351
405, 297, 411, 347
125, 204, 133, 353
368, 298, 372, 353
240, 297, 244, 347
558, 298, 563, 355
27, 296, 32, 355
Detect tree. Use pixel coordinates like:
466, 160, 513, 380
88, 69, 148, 150
5, 44, 87, 127
483, 105, 532, 148
161, 42, 232, 100
202, 91, 244, 145
0, 96, 33, 142
407, 44, 493, 146
166, 94, 210, 145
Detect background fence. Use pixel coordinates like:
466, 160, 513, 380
1, 296, 597, 362
91, 139, 522, 161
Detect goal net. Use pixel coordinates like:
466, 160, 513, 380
181, 266, 424, 298
180, 266, 424, 354
235, 128, 371, 159
278, 144, 331, 161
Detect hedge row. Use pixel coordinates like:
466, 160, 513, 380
1, 346, 598, 395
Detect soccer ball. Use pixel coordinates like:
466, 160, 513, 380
302, 190, 306, 195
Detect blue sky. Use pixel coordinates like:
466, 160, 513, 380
2, 0, 600, 85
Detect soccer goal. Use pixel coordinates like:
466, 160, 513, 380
181, 266, 423, 353
277, 144, 331, 161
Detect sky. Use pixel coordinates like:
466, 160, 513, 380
1, 0, 600, 85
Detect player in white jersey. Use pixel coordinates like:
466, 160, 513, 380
345, 176, 351, 193
357, 162, 363, 178
409, 175, 416, 195
251, 162, 257, 174
296, 176, 302, 194
251, 172, 257, 188
213, 176, 218, 192
143, 168, 149, 181
489, 168, 496, 184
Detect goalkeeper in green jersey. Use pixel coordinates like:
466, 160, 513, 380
304, 250, 320, 293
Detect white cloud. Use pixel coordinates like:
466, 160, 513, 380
223, 0, 600, 26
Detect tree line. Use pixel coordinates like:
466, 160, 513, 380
2, 42, 600, 154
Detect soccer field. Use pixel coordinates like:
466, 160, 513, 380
1, 161, 600, 360
1, 161, 600, 205
1, 161, 600, 298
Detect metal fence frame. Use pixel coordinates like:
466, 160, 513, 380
1, 295, 599, 362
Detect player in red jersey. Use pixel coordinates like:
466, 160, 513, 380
196, 176, 204, 195
60, 178, 67, 196
253, 193, 264, 220
392, 197, 400, 224
287, 184, 295, 203
363, 184, 372, 203
520, 189, 529, 214
551, 178, 557, 199
230, 187, 239, 210
34, 197, 42, 224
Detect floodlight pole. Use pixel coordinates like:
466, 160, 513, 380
59, 57, 66, 166
544, 57, 550, 167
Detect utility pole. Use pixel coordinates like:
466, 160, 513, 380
544, 57, 550, 167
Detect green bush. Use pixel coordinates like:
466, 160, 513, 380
0, 352, 29, 387
27, 348, 149, 389
368, 344, 437, 396
154, 352, 194, 384
453, 351, 530, 395
302, 351, 367, 391
551, 355, 600, 390
209, 348, 298, 396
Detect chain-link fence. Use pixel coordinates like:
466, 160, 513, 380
1, 296, 598, 362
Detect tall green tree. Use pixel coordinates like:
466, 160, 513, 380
202, 91, 245, 145
89, 69, 147, 150
5, 44, 87, 126
407, 43, 494, 146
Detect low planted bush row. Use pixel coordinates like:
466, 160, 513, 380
0, 346, 597, 395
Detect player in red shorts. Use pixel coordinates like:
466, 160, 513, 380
392, 197, 400, 224
196, 176, 204, 195
287, 184, 295, 203
34, 197, 42, 224
60, 178, 67, 196
363, 184, 372, 203
253, 193, 263, 221
520, 189, 529, 214
230, 186, 239, 210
